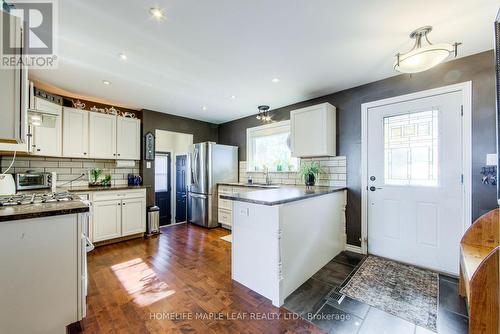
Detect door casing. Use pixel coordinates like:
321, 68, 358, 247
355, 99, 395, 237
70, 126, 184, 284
360, 81, 472, 255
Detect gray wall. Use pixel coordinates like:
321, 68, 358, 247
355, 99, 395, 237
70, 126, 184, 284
141, 109, 219, 206
218, 50, 497, 246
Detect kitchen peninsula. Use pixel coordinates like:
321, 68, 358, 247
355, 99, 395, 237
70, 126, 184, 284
221, 186, 347, 306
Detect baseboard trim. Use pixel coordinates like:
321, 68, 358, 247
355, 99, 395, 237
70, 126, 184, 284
345, 244, 363, 254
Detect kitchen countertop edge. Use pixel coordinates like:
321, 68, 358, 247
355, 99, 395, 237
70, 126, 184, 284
0, 202, 90, 222
220, 186, 346, 206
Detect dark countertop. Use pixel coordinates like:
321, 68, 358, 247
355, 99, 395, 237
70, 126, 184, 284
0, 200, 90, 222
220, 186, 346, 206
17, 185, 149, 194
218, 182, 280, 189
63, 185, 149, 193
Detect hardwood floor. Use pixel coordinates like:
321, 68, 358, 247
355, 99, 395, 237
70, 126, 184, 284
81, 224, 325, 334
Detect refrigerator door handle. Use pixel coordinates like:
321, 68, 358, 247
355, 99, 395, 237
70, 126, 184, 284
192, 148, 198, 186
189, 192, 207, 199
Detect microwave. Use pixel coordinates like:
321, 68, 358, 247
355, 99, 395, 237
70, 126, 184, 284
16, 172, 53, 191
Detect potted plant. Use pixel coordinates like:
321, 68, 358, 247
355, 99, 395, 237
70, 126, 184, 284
89, 168, 102, 186
299, 161, 322, 187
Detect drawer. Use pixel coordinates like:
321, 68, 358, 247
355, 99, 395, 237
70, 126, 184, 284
218, 185, 233, 194
218, 198, 232, 210
218, 209, 232, 226
92, 189, 146, 202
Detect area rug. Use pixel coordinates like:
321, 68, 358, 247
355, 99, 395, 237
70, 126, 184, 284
220, 234, 232, 242
340, 255, 438, 332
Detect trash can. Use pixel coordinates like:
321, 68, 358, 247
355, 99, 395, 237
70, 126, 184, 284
147, 206, 160, 235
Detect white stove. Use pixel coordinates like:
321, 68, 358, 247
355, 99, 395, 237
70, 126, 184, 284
0, 192, 75, 206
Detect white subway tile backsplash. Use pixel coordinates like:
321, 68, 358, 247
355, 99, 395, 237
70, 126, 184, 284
0, 156, 140, 187
240, 156, 347, 187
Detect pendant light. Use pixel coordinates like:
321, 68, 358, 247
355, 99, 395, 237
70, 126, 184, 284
256, 105, 271, 122
394, 26, 461, 74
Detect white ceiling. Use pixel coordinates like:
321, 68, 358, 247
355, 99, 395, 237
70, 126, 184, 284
30, 0, 499, 124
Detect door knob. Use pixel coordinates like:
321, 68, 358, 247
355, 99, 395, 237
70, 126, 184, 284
369, 186, 382, 191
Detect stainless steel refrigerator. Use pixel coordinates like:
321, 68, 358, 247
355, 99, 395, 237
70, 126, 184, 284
188, 142, 238, 228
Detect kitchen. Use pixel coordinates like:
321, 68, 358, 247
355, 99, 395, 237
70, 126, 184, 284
1, 1, 499, 334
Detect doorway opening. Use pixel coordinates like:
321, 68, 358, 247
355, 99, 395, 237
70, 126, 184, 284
155, 152, 172, 226
154, 130, 193, 226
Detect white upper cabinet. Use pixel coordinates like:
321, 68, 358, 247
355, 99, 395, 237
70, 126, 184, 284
89, 113, 117, 159
63, 107, 89, 158
290, 103, 336, 158
116, 117, 140, 160
31, 97, 62, 157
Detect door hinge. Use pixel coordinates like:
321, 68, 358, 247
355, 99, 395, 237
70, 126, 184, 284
460, 105, 463, 116
461, 174, 464, 184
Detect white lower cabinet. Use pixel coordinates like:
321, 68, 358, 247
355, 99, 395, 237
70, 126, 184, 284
217, 185, 261, 229
121, 198, 146, 236
92, 199, 122, 242
91, 189, 146, 242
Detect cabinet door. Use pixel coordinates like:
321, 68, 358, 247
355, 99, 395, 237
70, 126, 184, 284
291, 103, 335, 157
89, 113, 116, 159
121, 198, 146, 236
31, 99, 62, 157
92, 200, 121, 242
116, 117, 140, 160
63, 107, 89, 158
34, 97, 61, 114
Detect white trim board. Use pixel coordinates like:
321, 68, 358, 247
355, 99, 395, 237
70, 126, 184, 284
345, 244, 363, 254
360, 81, 472, 255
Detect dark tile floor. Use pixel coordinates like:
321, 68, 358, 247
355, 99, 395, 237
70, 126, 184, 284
283, 251, 469, 334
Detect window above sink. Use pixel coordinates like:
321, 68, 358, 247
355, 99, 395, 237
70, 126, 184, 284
246, 120, 299, 172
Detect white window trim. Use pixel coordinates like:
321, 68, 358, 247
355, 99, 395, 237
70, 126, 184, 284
246, 120, 295, 172
360, 81, 472, 255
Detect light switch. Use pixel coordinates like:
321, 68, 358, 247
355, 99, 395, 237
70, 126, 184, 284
146, 161, 151, 168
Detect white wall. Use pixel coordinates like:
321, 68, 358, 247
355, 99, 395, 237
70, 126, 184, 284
156, 130, 193, 153
155, 130, 193, 224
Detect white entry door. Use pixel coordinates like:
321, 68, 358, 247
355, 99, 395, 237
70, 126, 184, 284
367, 90, 464, 275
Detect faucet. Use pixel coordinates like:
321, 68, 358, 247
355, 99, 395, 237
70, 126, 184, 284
264, 167, 271, 185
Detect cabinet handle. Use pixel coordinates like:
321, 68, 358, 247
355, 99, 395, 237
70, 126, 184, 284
118, 154, 121, 157
122, 203, 126, 206
118, 203, 121, 206
83, 152, 87, 155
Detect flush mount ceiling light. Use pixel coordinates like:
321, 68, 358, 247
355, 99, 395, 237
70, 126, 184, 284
149, 7, 165, 20
202, 106, 207, 111
118, 53, 127, 61
256, 105, 271, 122
102, 80, 111, 85
230, 95, 236, 100
394, 26, 461, 74
271, 78, 280, 83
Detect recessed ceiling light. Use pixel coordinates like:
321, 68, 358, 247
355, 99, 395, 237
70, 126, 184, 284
118, 53, 127, 61
102, 80, 111, 85
202, 106, 207, 111
149, 7, 164, 20
230, 95, 236, 100
271, 78, 280, 83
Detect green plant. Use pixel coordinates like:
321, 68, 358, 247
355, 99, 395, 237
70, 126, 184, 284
299, 161, 322, 181
90, 168, 102, 183
102, 174, 112, 186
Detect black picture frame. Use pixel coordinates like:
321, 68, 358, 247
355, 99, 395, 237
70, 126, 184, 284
495, 10, 500, 199
144, 132, 155, 161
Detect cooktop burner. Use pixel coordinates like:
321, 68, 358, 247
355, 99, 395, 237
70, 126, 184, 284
0, 192, 75, 206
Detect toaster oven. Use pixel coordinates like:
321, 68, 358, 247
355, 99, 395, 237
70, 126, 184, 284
15, 172, 53, 190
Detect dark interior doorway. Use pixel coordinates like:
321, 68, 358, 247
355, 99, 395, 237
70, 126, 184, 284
175, 154, 188, 223
155, 152, 171, 226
